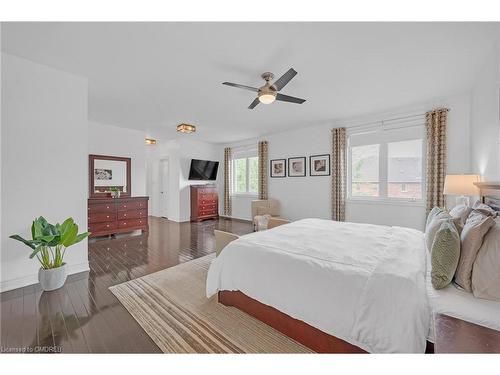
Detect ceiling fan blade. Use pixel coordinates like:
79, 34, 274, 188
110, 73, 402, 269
273, 68, 297, 91
276, 93, 306, 104
222, 82, 259, 92
248, 97, 260, 109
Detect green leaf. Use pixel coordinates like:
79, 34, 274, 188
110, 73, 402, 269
61, 223, 78, 247
73, 232, 90, 245
9, 234, 37, 250
29, 245, 43, 259
59, 218, 74, 235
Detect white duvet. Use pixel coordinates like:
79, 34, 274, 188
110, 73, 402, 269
206, 218, 430, 353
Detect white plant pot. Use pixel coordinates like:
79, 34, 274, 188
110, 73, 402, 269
38, 263, 67, 291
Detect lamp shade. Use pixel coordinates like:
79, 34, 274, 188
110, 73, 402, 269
443, 174, 480, 196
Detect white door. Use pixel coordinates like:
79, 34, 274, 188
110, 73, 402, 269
159, 159, 169, 218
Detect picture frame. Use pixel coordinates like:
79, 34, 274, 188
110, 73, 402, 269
288, 157, 306, 177
309, 154, 331, 176
270, 159, 286, 178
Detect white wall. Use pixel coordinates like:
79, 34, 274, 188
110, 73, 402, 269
88, 121, 147, 197
220, 92, 473, 230
146, 138, 220, 222
1, 53, 89, 291
470, 36, 500, 180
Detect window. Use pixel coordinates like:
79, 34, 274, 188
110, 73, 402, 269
388, 139, 422, 199
351, 144, 380, 197
348, 124, 425, 202
232, 147, 258, 195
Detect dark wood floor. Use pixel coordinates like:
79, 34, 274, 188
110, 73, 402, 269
0, 216, 253, 353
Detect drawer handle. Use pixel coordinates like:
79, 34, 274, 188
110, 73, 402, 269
106, 206, 110, 209
123, 222, 127, 225
139, 220, 142, 223
124, 213, 127, 217
106, 215, 109, 218
106, 224, 110, 228
124, 205, 127, 208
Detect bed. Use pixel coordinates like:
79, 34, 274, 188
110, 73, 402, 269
206, 186, 500, 353
206, 218, 430, 353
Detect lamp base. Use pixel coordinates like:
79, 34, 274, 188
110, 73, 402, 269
456, 195, 470, 207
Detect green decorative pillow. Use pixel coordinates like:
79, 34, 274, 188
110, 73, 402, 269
431, 220, 461, 290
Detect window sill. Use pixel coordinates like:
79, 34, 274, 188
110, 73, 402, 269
347, 198, 425, 207
231, 193, 258, 198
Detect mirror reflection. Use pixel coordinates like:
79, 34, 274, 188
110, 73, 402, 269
93, 159, 128, 193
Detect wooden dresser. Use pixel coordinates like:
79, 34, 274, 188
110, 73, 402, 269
88, 196, 149, 237
190, 185, 219, 222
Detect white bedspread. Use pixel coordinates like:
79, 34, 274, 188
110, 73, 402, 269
206, 218, 430, 353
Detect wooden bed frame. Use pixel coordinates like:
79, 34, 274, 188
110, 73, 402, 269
219, 290, 434, 353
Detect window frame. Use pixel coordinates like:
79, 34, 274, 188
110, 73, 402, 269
347, 126, 426, 206
231, 147, 259, 197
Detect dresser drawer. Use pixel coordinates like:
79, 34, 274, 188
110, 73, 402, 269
199, 203, 217, 211
117, 209, 147, 220
88, 212, 116, 224
89, 221, 117, 233
199, 209, 217, 217
116, 200, 147, 212
88, 203, 115, 214
199, 197, 218, 205
118, 218, 147, 229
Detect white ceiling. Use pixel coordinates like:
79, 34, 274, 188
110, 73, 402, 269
2, 22, 498, 143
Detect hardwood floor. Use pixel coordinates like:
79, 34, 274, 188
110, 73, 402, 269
0, 217, 253, 353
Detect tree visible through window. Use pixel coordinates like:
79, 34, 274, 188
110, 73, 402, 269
233, 156, 258, 194
351, 144, 380, 197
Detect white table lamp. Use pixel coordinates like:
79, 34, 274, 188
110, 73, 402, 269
443, 174, 480, 207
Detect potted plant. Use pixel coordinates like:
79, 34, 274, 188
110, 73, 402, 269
108, 187, 121, 198
9, 216, 90, 291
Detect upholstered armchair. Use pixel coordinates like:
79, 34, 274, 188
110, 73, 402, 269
251, 199, 288, 231
251, 199, 280, 218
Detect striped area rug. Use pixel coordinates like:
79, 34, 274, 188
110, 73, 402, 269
109, 254, 312, 353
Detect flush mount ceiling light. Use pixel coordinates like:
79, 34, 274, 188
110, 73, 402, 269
177, 123, 196, 133
145, 138, 157, 145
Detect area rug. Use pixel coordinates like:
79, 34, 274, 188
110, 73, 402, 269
109, 254, 312, 353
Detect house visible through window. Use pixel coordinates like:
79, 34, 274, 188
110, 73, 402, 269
232, 146, 258, 195
348, 124, 424, 202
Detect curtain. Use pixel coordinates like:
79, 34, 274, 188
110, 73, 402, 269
331, 128, 347, 221
258, 140, 268, 200
426, 108, 449, 213
223, 147, 232, 216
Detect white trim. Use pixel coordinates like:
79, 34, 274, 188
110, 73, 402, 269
0, 261, 90, 292
347, 198, 425, 207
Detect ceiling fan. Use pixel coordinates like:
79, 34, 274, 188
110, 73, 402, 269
222, 68, 306, 109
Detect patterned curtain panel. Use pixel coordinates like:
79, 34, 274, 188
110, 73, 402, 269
223, 147, 232, 216
331, 128, 347, 221
426, 108, 449, 213
258, 141, 269, 200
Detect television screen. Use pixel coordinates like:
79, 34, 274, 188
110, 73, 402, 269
188, 159, 219, 180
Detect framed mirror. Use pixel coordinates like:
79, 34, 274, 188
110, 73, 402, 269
89, 154, 131, 198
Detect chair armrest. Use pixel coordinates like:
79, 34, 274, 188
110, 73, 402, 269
214, 230, 240, 256
267, 218, 291, 229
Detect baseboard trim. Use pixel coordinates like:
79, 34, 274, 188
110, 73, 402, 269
0, 261, 90, 293
219, 215, 253, 223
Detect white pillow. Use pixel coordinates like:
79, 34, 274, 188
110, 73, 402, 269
449, 204, 472, 227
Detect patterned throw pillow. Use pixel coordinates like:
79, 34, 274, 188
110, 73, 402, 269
431, 220, 461, 289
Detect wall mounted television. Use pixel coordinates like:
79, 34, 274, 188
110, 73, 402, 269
188, 159, 219, 180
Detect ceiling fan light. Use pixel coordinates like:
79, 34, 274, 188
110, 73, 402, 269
258, 93, 276, 104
